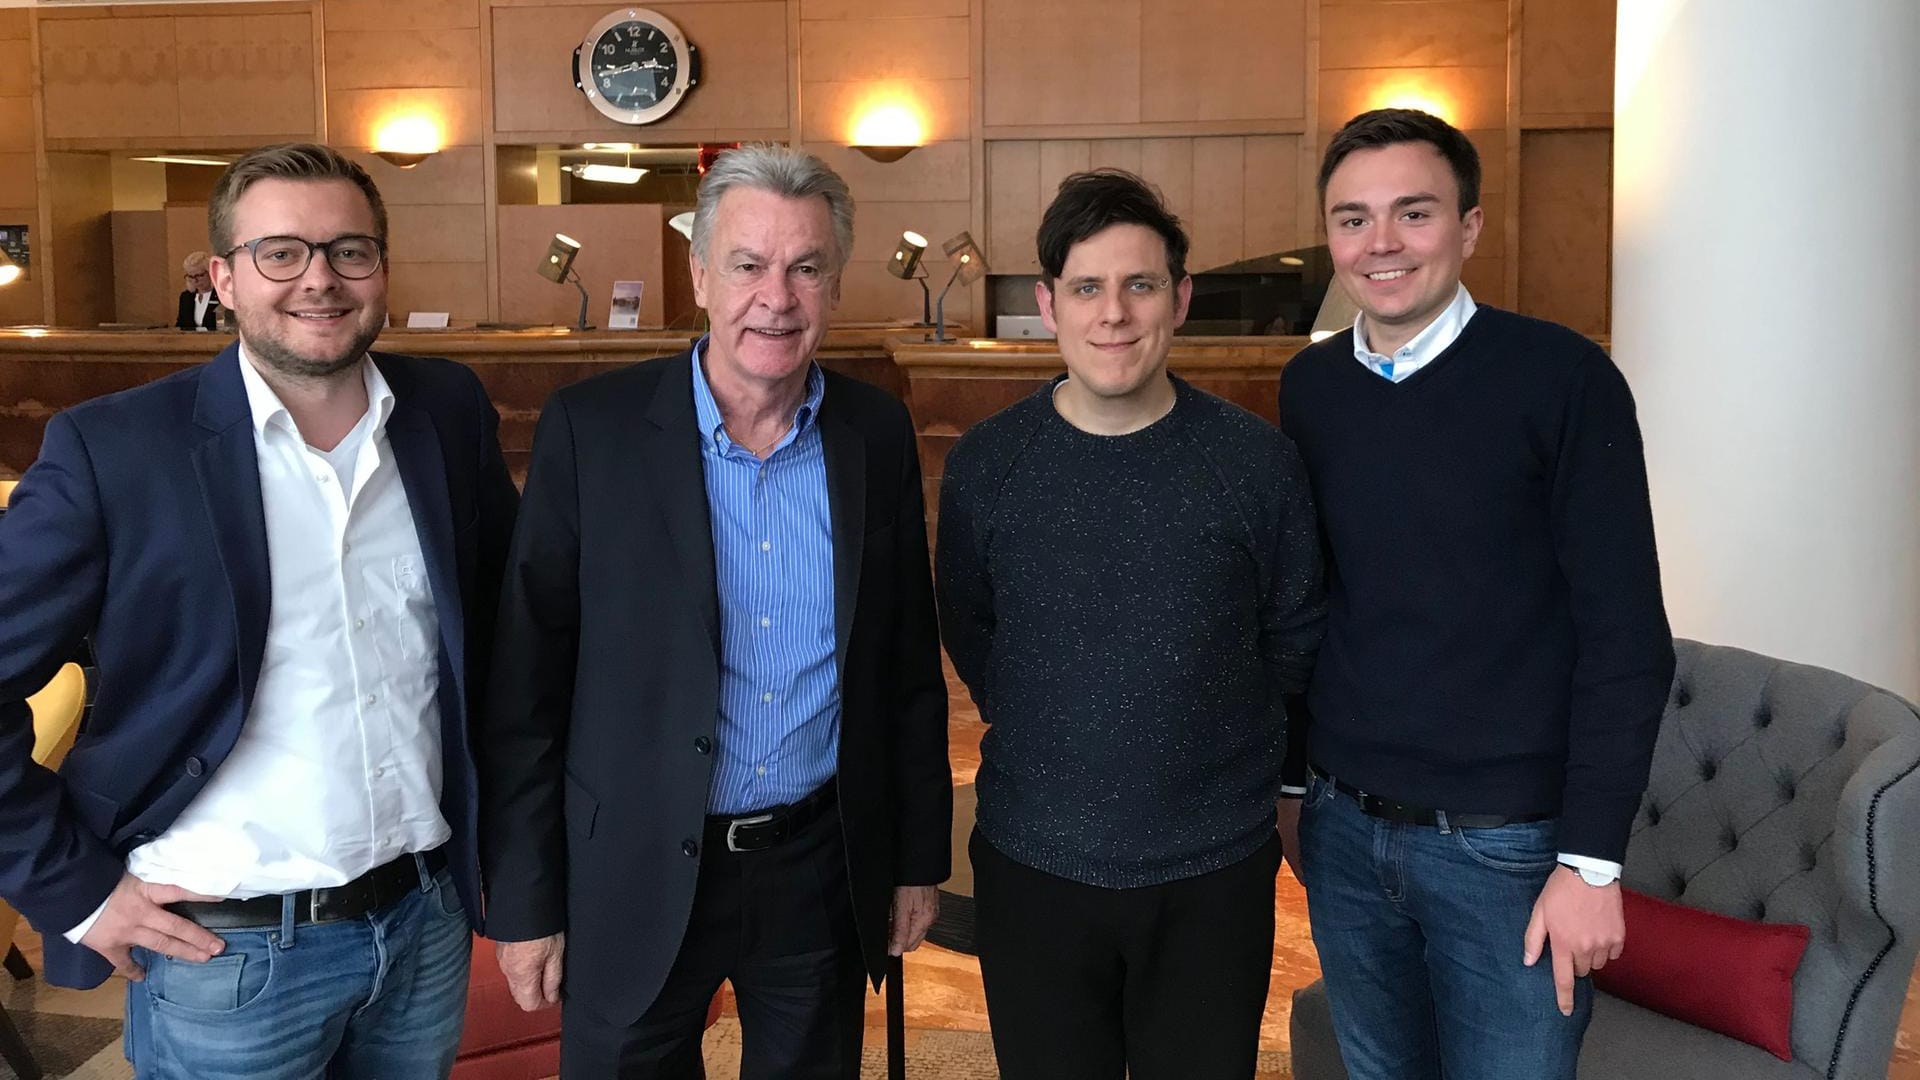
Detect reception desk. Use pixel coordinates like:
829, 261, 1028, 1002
0, 324, 938, 478
886, 335, 1310, 521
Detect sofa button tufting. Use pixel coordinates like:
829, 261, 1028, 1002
1755, 709, 1772, 729
1676, 688, 1692, 708
1722, 830, 1739, 852
1700, 759, 1717, 781
1645, 804, 1661, 826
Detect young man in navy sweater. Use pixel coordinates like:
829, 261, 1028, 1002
1277, 109, 1674, 1080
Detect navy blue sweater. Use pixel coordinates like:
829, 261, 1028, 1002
1278, 307, 1673, 863
938, 377, 1325, 887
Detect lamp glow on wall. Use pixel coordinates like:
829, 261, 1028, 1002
1366, 79, 1459, 126
850, 98, 926, 163
0, 250, 20, 288
371, 115, 443, 169
536, 233, 592, 331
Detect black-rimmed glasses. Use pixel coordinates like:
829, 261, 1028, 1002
222, 235, 386, 282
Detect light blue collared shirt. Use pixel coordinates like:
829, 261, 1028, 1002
1353, 284, 1477, 383
689, 340, 840, 815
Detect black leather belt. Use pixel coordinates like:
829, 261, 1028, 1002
706, 783, 838, 853
169, 847, 448, 929
1312, 766, 1553, 829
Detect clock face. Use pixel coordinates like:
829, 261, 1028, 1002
575, 8, 699, 126
591, 22, 677, 111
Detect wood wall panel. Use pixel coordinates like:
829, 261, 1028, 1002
983, 0, 1140, 129
800, 0, 968, 18
387, 204, 490, 264
0, 155, 33, 209
326, 28, 484, 90
798, 15, 967, 81
39, 17, 182, 140
1139, 0, 1306, 123
807, 141, 971, 203
110, 209, 171, 326
1242, 134, 1300, 256
1320, 1, 1506, 69
984, 140, 1039, 273
1190, 137, 1245, 271
1035, 141, 1090, 205
800, 78, 968, 143
1521, 0, 1614, 119
1138, 138, 1194, 220
327, 86, 486, 148
0, 10, 27, 39
1519, 129, 1611, 335
0, 100, 33, 153
497, 203, 667, 328
165, 204, 208, 292
387, 261, 490, 325
1088, 140, 1142, 175
176, 14, 318, 137
345, 147, 487, 205
324, 0, 480, 30
0, 40, 31, 98
48, 153, 113, 328
491, 3, 789, 137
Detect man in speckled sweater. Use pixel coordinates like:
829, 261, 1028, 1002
935, 170, 1326, 1080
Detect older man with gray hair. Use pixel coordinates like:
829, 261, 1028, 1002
480, 143, 950, 1079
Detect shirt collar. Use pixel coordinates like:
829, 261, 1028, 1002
1353, 284, 1477, 370
689, 336, 826, 454
236, 343, 391, 440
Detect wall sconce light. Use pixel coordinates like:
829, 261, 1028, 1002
371, 115, 442, 169
850, 102, 924, 163
536, 233, 592, 332
885, 231, 931, 324
0, 249, 20, 288
931, 231, 988, 342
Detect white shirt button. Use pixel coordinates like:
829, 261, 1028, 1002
761, 691, 773, 703
756, 766, 767, 776
760, 540, 771, 552
373, 766, 385, 778
342, 542, 352, 554
760, 616, 771, 628
317, 474, 331, 484
354, 618, 366, 630
365, 693, 378, 706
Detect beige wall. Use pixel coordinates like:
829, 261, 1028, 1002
4, 0, 1619, 333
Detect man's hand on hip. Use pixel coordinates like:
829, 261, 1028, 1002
1275, 798, 1304, 878
79, 873, 225, 981
497, 932, 566, 1011
888, 886, 939, 956
1523, 865, 1624, 1016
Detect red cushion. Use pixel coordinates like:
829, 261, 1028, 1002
1592, 888, 1810, 1061
459, 936, 564, 1060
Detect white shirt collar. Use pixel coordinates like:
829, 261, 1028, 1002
235, 344, 392, 441
1353, 285, 1478, 372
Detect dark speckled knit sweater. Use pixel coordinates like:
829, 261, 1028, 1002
936, 375, 1325, 888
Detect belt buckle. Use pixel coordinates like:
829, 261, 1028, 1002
726, 812, 777, 853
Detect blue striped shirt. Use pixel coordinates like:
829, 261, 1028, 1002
690, 341, 840, 815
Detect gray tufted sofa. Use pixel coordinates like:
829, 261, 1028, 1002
1289, 639, 1920, 1080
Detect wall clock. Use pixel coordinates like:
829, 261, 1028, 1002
572, 8, 701, 125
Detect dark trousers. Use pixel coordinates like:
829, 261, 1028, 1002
559, 809, 868, 1080
971, 830, 1281, 1080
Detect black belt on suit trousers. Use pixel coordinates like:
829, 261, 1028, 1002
168, 847, 448, 929
705, 782, 838, 853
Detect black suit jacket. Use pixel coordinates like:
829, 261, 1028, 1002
176, 290, 220, 331
0, 345, 518, 988
480, 349, 951, 1024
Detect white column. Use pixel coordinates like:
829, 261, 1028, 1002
1613, 0, 1920, 698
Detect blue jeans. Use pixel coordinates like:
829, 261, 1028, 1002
1298, 771, 1590, 1080
123, 861, 472, 1080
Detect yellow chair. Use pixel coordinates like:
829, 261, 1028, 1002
0, 663, 88, 1080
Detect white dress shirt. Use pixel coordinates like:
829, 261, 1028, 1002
67, 350, 449, 940
1290, 285, 1623, 883
1352, 283, 1477, 382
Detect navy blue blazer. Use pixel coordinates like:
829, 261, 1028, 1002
0, 344, 518, 988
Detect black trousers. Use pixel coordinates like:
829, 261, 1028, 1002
972, 830, 1282, 1080
560, 809, 868, 1080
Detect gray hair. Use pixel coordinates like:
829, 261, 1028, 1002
691, 144, 854, 270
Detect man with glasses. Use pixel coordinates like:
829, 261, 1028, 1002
0, 142, 518, 1078
936, 170, 1325, 1078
